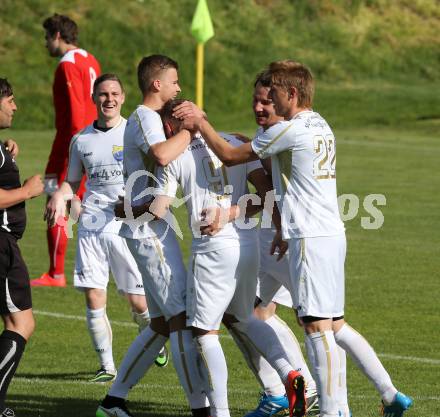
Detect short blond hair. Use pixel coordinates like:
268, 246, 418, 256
268, 60, 314, 108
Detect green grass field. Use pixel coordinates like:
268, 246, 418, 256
1, 1, 439, 416
3, 123, 439, 417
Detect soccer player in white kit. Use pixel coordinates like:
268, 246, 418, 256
238, 72, 319, 417
173, 61, 413, 417
152, 98, 306, 417
96, 55, 210, 417
45, 74, 153, 382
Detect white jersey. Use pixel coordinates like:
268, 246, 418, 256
67, 118, 126, 234
156, 133, 261, 253
251, 110, 345, 239
119, 105, 170, 239
251, 126, 283, 253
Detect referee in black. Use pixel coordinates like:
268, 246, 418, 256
0, 78, 43, 417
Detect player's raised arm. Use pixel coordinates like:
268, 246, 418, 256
173, 102, 258, 167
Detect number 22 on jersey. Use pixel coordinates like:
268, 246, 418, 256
313, 134, 336, 180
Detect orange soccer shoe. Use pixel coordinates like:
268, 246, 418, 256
30, 272, 66, 287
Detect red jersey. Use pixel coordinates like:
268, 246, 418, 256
46, 48, 101, 175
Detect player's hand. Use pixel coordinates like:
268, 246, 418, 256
44, 190, 66, 227
4, 139, 19, 158
270, 230, 288, 261
200, 206, 230, 236
172, 100, 205, 120
181, 117, 202, 133
23, 175, 44, 199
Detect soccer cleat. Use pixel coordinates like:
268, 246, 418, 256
285, 370, 306, 417
2, 409, 15, 417
243, 392, 289, 417
305, 387, 319, 416
89, 367, 117, 383
381, 392, 413, 417
97, 396, 133, 417
30, 272, 66, 287
96, 405, 133, 417
154, 345, 169, 367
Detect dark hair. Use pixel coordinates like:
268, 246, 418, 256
43, 14, 78, 44
0, 78, 13, 99
254, 70, 271, 88
137, 54, 178, 94
93, 73, 124, 95
160, 98, 186, 121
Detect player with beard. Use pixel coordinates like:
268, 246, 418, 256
32, 13, 101, 287
0, 78, 44, 417
173, 61, 413, 417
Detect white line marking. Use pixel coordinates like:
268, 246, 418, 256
34, 310, 440, 365
34, 310, 136, 328
12, 376, 440, 402
377, 353, 440, 365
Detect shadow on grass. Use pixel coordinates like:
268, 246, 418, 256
17, 371, 92, 380
7, 394, 193, 417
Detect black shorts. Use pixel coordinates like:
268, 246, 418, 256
0, 233, 32, 314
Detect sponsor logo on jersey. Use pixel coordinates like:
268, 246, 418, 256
83, 152, 93, 157
89, 167, 123, 182
112, 145, 123, 162
188, 141, 208, 152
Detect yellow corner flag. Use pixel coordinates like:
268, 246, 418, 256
191, 0, 214, 108
191, 0, 214, 44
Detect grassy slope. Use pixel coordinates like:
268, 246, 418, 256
0, 0, 439, 131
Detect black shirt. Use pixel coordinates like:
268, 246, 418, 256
0, 141, 26, 239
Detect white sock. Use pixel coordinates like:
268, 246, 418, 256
228, 322, 285, 397
109, 327, 167, 399
335, 323, 397, 405
243, 316, 293, 383
195, 334, 230, 417
86, 307, 114, 371
266, 315, 316, 391
170, 330, 209, 409
306, 331, 340, 416
336, 344, 350, 416
132, 309, 150, 332
304, 333, 317, 380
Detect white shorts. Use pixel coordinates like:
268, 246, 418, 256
74, 232, 144, 295
126, 231, 186, 321
257, 245, 294, 308
288, 234, 346, 318
187, 243, 258, 331
256, 278, 293, 308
